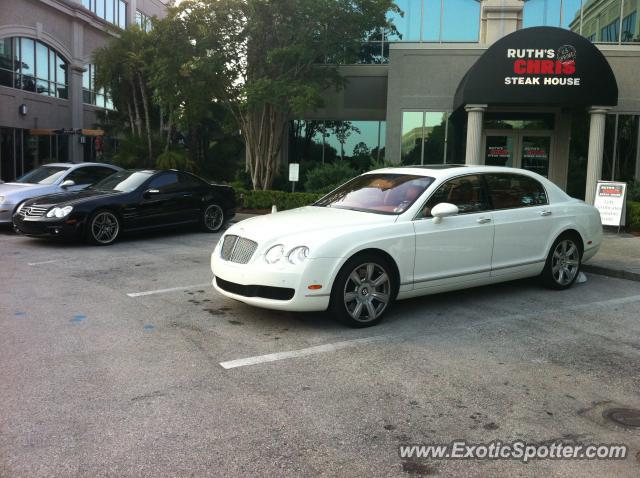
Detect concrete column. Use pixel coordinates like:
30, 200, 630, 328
480, 0, 524, 44
584, 106, 611, 204
464, 104, 487, 165
69, 63, 85, 163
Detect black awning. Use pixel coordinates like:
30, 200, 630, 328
453, 26, 618, 112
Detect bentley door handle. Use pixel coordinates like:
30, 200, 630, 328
540, 210, 552, 216
476, 217, 491, 224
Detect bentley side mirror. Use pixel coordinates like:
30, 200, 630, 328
144, 188, 160, 198
60, 179, 75, 188
431, 202, 459, 224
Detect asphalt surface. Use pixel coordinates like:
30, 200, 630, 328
1, 224, 640, 477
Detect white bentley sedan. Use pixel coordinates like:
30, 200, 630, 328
211, 166, 602, 327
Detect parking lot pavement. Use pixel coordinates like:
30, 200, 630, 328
2, 228, 640, 477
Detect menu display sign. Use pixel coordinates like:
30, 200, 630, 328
593, 181, 627, 227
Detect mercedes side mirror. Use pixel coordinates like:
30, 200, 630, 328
60, 179, 75, 188
144, 188, 160, 198
431, 202, 459, 224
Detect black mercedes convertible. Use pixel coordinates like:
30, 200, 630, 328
13, 169, 236, 245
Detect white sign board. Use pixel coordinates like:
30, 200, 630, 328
593, 181, 627, 227
289, 163, 300, 182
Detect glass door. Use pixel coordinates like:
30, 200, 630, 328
485, 133, 516, 167
520, 135, 551, 177
484, 132, 552, 177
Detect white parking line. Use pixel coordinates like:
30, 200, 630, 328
28, 259, 61, 266
127, 283, 211, 298
219, 291, 640, 370
219, 335, 388, 369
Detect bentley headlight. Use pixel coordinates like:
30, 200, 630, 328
264, 244, 285, 264
287, 246, 309, 265
46, 206, 73, 218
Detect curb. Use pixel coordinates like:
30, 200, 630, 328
583, 264, 640, 282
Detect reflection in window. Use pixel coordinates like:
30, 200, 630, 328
386, 0, 480, 43
0, 37, 67, 98
136, 10, 153, 32
531, 0, 639, 44
602, 114, 640, 184
600, 18, 620, 42
289, 120, 386, 171
82, 0, 127, 28
83, 64, 114, 110
401, 111, 449, 165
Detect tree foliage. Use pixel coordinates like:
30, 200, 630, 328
93, 0, 397, 189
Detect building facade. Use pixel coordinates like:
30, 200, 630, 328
0, 0, 168, 182
291, 0, 640, 202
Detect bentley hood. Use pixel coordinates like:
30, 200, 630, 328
225, 206, 398, 253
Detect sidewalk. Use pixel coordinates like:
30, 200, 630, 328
583, 231, 640, 282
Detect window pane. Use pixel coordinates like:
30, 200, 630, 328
35, 41, 48, 80
20, 38, 35, 91
96, 0, 104, 19
106, 0, 115, 23
83, 0, 91, 9
563, 0, 583, 30
56, 54, 66, 87
96, 88, 105, 108
485, 174, 548, 209
83, 65, 90, 90
401, 112, 424, 164
422, 0, 440, 41
485, 136, 515, 167
0, 38, 13, 87
602, 114, 640, 182
521, 136, 551, 177
425, 175, 489, 215
423, 112, 447, 163
387, 0, 421, 41
524, 0, 561, 28
20, 38, 34, 76
49, 50, 56, 83
442, 0, 480, 42
56, 84, 68, 99
118, 0, 127, 28
622, 10, 637, 43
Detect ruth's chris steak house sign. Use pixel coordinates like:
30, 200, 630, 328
504, 46, 579, 86
453, 27, 618, 109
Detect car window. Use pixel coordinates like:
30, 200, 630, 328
422, 175, 489, 217
315, 174, 434, 215
148, 172, 180, 192
67, 166, 115, 185
179, 172, 206, 189
484, 173, 548, 209
16, 166, 69, 184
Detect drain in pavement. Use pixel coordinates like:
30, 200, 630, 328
602, 408, 640, 428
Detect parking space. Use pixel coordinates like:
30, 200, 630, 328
2, 227, 640, 477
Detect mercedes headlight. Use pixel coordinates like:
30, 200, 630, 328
287, 246, 309, 265
264, 244, 285, 264
46, 206, 73, 218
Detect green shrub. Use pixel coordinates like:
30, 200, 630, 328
627, 200, 640, 230
304, 162, 356, 194
238, 190, 322, 211
156, 150, 196, 172
628, 182, 640, 202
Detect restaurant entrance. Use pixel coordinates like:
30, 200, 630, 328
483, 131, 553, 178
